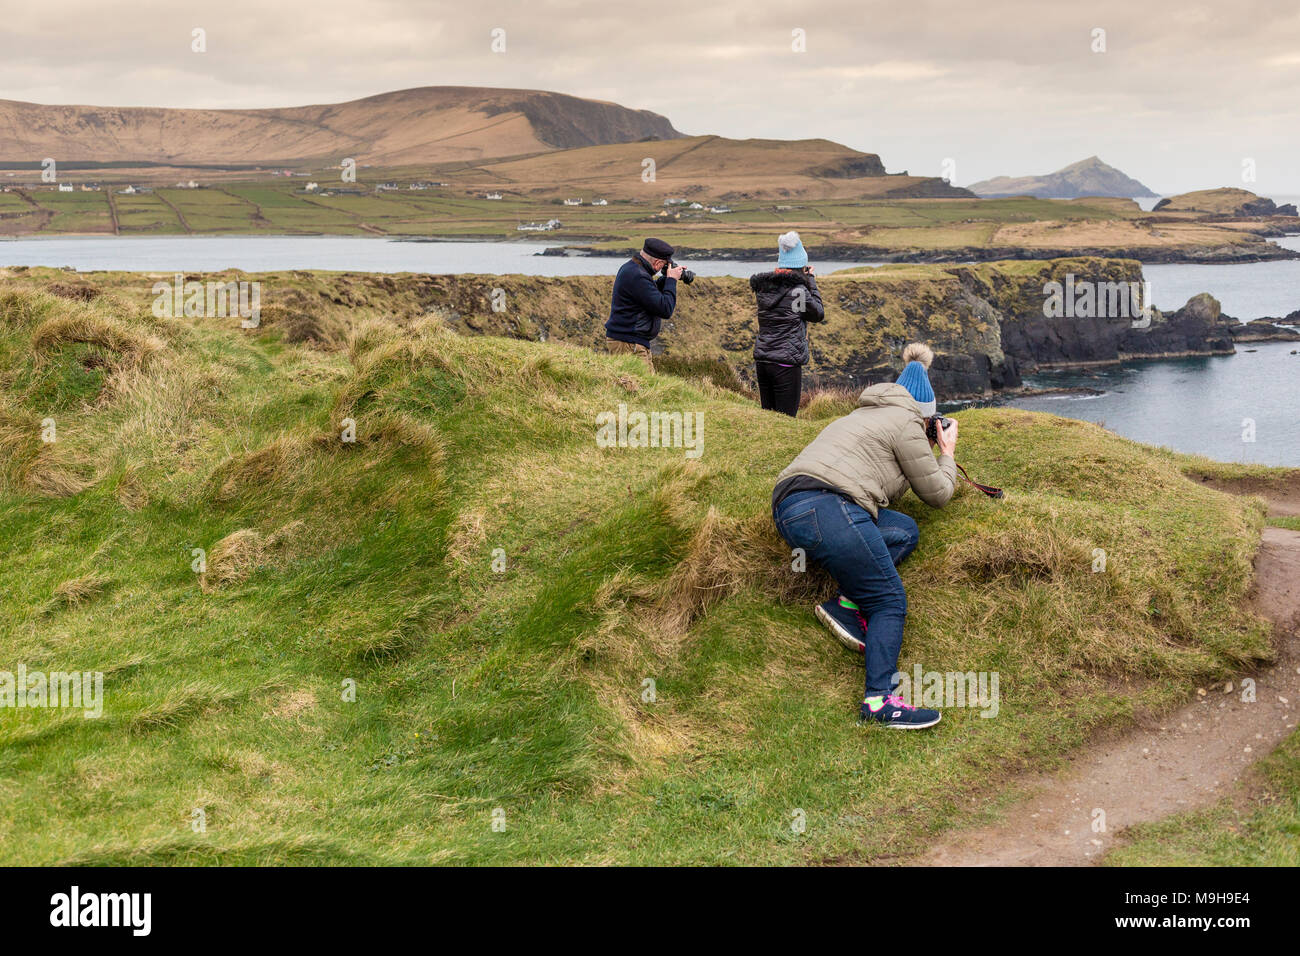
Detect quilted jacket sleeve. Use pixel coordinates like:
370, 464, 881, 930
893, 420, 956, 508
803, 277, 825, 323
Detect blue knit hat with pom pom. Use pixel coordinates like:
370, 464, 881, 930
776, 231, 808, 268
895, 343, 936, 416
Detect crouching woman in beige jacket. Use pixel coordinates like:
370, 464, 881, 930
771, 343, 958, 729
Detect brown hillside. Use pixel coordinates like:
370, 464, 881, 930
0, 86, 682, 167
434, 135, 972, 201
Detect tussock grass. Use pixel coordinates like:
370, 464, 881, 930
50, 571, 111, 609
0, 276, 1288, 866
18, 443, 96, 497
31, 312, 163, 372
202, 521, 302, 591
800, 385, 860, 419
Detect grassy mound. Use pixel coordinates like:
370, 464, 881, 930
0, 282, 1279, 865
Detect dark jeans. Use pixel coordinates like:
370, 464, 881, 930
756, 361, 802, 416
773, 490, 920, 697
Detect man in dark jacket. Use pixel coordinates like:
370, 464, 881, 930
749, 231, 824, 415
605, 237, 683, 371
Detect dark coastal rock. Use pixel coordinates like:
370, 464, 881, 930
1225, 315, 1300, 342
1118, 293, 1236, 357
305, 259, 1249, 403
768, 258, 1236, 396
959, 259, 1148, 371
929, 350, 1005, 396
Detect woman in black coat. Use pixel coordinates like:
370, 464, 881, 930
749, 231, 825, 416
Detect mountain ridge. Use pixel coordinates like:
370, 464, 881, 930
0, 86, 684, 167
967, 156, 1158, 199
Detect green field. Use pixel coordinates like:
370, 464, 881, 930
2, 181, 1283, 263
0, 278, 1292, 864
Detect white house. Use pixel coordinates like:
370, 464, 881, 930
688, 202, 704, 209
517, 219, 562, 232
305, 182, 319, 192
563, 198, 582, 206
485, 192, 503, 200
57, 183, 73, 192
592, 198, 608, 206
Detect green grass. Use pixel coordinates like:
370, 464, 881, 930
0, 279, 1285, 865
30, 192, 113, 233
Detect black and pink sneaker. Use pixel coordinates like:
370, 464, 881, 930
860, 693, 941, 729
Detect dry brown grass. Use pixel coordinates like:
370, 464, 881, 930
31, 312, 163, 370
201, 521, 303, 591
263, 689, 318, 721
444, 507, 488, 575
345, 317, 403, 367
800, 385, 861, 419
0, 408, 94, 496
51, 571, 110, 608
20, 443, 95, 497
654, 507, 825, 636
116, 466, 149, 511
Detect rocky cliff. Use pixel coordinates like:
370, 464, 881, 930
1, 257, 1244, 400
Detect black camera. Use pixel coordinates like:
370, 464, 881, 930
666, 261, 695, 284
925, 414, 954, 444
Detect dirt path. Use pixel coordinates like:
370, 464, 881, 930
921, 488, 1300, 867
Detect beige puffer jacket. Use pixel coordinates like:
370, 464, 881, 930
776, 383, 956, 517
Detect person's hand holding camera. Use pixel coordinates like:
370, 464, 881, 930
936, 417, 958, 457
666, 263, 684, 280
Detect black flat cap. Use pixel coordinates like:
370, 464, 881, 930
643, 237, 675, 259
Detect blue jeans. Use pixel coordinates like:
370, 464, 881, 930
774, 490, 919, 697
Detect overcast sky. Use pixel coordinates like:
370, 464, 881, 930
2, 0, 1297, 195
